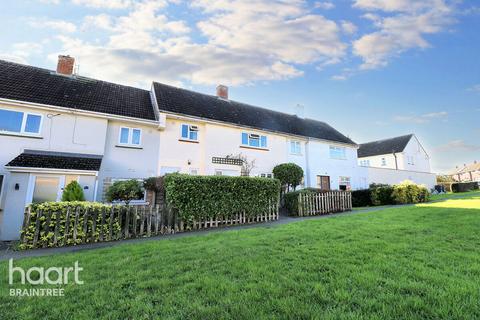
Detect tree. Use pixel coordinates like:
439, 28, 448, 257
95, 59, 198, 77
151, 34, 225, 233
106, 180, 144, 205
61, 181, 85, 202
272, 163, 304, 192
437, 175, 454, 183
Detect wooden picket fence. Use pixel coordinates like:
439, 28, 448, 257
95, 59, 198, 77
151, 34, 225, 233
20, 200, 280, 249
297, 191, 352, 217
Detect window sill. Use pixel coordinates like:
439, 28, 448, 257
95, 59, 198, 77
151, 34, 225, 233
115, 144, 143, 149
0, 132, 43, 139
240, 145, 269, 151
179, 139, 199, 144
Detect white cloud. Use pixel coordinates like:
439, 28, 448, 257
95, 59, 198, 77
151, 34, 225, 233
434, 140, 480, 152
352, 0, 455, 70
394, 111, 448, 124
56, 0, 347, 87
0, 42, 43, 64
314, 1, 335, 10
71, 0, 135, 9
467, 84, 480, 93
28, 18, 77, 33
340, 20, 357, 34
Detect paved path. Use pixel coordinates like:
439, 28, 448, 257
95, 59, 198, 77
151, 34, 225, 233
1, 192, 477, 261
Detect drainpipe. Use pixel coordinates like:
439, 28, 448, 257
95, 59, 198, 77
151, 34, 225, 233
305, 139, 311, 188
393, 152, 398, 170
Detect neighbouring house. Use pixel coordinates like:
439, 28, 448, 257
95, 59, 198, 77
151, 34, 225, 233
357, 134, 436, 188
0, 57, 367, 240
448, 161, 480, 182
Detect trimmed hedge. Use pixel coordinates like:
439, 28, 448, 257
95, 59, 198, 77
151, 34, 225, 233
452, 182, 479, 193
284, 189, 318, 215
370, 184, 395, 206
20, 202, 119, 250
352, 189, 372, 207
391, 181, 430, 204
164, 174, 280, 221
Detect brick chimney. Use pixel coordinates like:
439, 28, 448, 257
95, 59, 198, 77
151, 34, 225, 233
56, 55, 75, 75
216, 85, 228, 99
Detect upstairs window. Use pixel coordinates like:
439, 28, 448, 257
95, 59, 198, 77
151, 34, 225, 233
290, 141, 301, 155
119, 127, 142, 146
381, 158, 387, 166
242, 132, 267, 148
407, 156, 415, 165
329, 146, 346, 160
0, 109, 42, 135
181, 124, 199, 141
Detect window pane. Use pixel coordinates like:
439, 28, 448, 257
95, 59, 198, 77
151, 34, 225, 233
242, 132, 248, 145
250, 136, 259, 147
0, 109, 23, 133
120, 128, 130, 144
32, 177, 60, 203
24, 114, 41, 133
189, 130, 198, 140
260, 136, 267, 148
132, 129, 141, 145
181, 125, 188, 138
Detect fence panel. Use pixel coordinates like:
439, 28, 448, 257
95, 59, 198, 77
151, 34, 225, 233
294, 191, 352, 217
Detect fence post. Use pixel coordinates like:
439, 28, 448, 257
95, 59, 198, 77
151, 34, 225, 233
20, 207, 31, 245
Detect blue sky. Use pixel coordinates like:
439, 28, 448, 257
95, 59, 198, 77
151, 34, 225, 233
1, 0, 479, 173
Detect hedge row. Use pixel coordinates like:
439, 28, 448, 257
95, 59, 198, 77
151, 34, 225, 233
452, 182, 479, 193
164, 174, 281, 221
351, 181, 430, 207
283, 188, 320, 215
20, 202, 119, 250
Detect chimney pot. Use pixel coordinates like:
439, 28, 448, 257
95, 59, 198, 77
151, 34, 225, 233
56, 55, 75, 75
216, 85, 228, 99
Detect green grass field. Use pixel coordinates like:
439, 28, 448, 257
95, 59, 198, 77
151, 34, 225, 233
1, 193, 479, 319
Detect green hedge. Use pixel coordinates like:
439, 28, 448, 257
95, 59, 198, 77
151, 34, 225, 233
352, 189, 372, 207
20, 202, 119, 250
370, 184, 395, 206
284, 189, 319, 215
164, 174, 280, 221
452, 182, 479, 193
392, 181, 430, 204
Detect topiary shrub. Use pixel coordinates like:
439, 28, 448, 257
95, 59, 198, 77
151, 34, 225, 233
164, 173, 280, 221
370, 183, 395, 206
352, 189, 372, 207
391, 180, 430, 204
272, 163, 304, 192
61, 181, 85, 202
106, 180, 144, 205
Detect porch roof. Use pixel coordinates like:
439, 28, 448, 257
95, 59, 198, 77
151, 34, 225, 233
5, 150, 103, 171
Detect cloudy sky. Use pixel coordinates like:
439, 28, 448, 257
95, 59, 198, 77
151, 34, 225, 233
1, 0, 479, 173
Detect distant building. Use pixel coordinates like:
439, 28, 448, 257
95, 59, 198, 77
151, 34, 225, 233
449, 161, 480, 182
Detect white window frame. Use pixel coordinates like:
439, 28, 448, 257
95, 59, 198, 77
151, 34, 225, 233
0, 107, 43, 136
26, 174, 65, 205
259, 173, 273, 178
118, 127, 142, 146
110, 178, 147, 204
329, 146, 346, 160
381, 158, 387, 166
290, 140, 301, 155
242, 132, 267, 149
180, 124, 199, 141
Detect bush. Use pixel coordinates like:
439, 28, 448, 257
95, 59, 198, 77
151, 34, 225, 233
106, 180, 144, 205
452, 182, 479, 193
20, 202, 119, 249
352, 189, 372, 207
391, 180, 430, 204
370, 183, 395, 206
164, 174, 280, 221
284, 189, 317, 215
61, 181, 85, 202
272, 163, 304, 191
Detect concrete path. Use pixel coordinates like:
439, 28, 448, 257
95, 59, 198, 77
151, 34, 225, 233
1, 192, 477, 261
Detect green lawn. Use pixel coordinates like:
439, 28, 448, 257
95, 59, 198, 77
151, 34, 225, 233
429, 190, 480, 201
1, 194, 480, 319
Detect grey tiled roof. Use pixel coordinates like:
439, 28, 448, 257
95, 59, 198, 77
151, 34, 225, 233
152, 82, 356, 145
6, 150, 103, 171
0, 60, 156, 120
358, 134, 413, 158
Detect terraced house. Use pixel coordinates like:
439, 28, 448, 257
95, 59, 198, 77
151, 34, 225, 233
0, 56, 367, 240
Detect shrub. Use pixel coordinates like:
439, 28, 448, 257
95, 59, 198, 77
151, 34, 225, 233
391, 180, 430, 204
61, 181, 85, 202
272, 163, 304, 191
164, 174, 280, 221
20, 201, 119, 249
451, 182, 479, 193
106, 180, 144, 205
352, 189, 372, 207
284, 189, 317, 215
370, 183, 395, 206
